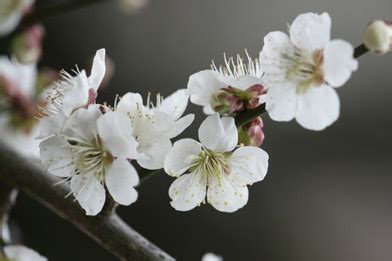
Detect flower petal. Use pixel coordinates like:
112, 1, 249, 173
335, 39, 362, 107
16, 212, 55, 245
97, 111, 139, 159
105, 159, 139, 206
207, 174, 249, 213
167, 114, 195, 138
198, 114, 237, 153
259, 31, 294, 85
169, 171, 206, 211
70, 174, 106, 216
266, 81, 297, 122
4, 245, 47, 261
228, 146, 269, 186
290, 12, 331, 51
296, 85, 340, 131
137, 138, 172, 170
61, 70, 90, 116
88, 48, 106, 91
164, 138, 202, 177
187, 70, 226, 114
39, 136, 75, 178
116, 92, 144, 115
157, 89, 189, 120
37, 113, 66, 139
64, 104, 101, 141
323, 40, 358, 88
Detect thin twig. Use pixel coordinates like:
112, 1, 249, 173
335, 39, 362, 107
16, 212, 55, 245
354, 43, 369, 59
0, 143, 174, 261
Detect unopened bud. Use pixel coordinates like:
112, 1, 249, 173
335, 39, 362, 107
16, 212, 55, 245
11, 24, 45, 64
210, 89, 243, 115
245, 84, 266, 109
363, 20, 392, 54
238, 117, 265, 147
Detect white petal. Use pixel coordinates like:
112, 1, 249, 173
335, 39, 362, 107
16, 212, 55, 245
290, 12, 331, 51
323, 40, 358, 88
187, 70, 226, 114
70, 174, 106, 216
207, 174, 248, 213
164, 138, 202, 177
137, 138, 172, 170
202, 253, 223, 261
116, 92, 144, 115
39, 136, 75, 178
259, 31, 294, 84
222, 75, 264, 91
64, 104, 101, 141
266, 81, 297, 122
167, 114, 194, 138
169, 171, 206, 211
296, 85, 340, 131
105, 159, 139, 206
4, 245, 47, 261
198, 114, 238, 153
157, 89, 189, 120
88, 48, 106, 91
97, 111, 139, 159
229, 146, 269, 186
37, 113, 66, 138
62, 70, 90, 116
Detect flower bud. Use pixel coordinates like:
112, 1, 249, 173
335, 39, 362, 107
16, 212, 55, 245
238, 117, 265, 147
245, 84, 266, 109
210, 89, 243, 115
11, 24, 45, 64
363, 20, 392, 54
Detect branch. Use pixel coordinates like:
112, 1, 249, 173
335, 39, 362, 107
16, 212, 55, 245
0, 143, 174, 261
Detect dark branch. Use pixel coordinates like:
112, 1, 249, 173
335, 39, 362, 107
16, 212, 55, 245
0, 143, 174, 261
354, 43, 369, 59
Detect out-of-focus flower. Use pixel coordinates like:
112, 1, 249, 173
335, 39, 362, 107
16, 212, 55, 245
11, 24, 45, 64
116, 89, 194, 170
38, 48, 106, 138
164, 114, 269, 212
188, 51, 265, 115
363, 20, 392, 54
238, 116, 264, 147
40, 105, 140, 216
202, 253, 223, 261
260, 12, 358, 131
2, 245, 47, 261
118, 0, 149, 13
0, 56, 41, 157
0, 0, 35, 36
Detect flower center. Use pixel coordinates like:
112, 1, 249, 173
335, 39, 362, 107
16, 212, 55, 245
68, 137, 113, 182
191, 149, 230, 180
285, 49, 324, 93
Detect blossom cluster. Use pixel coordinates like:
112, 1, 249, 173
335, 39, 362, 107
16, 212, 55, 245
0, 5, 366, 259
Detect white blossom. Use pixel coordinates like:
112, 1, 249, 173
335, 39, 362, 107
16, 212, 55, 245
38, 48, 106, 138
0, 0, 34, 36
40, 105, 140, 216
0, 56, 40, 158
116, 89, 194, 170
188, 51, 265, 115
260, 12, 358, 130
202, 253, 223, 261
3, 245, 47, 261
164, 114, 269, 212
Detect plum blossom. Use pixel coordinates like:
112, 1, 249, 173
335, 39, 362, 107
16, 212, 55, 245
0, 56, 40, 158
11, 24, 45, 64
38, 48, 106, 138
164, 114, 269, 212
188, 51, 266, 116
363, 20, 392, 54
40, 105, 140, 216
260, 12, 358, 130
0, 0, 34, 36
115, 89, 194, 170
2, 245, 47, 261
202, 253, 223, 261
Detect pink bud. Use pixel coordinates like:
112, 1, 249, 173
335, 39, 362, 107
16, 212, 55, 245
11, 24, 45, 64
238, 117, 265, 147
245, 84, 266, 109
210, 89, 244, 116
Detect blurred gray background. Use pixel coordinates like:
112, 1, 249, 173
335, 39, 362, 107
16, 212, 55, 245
4, 0, 392, 260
